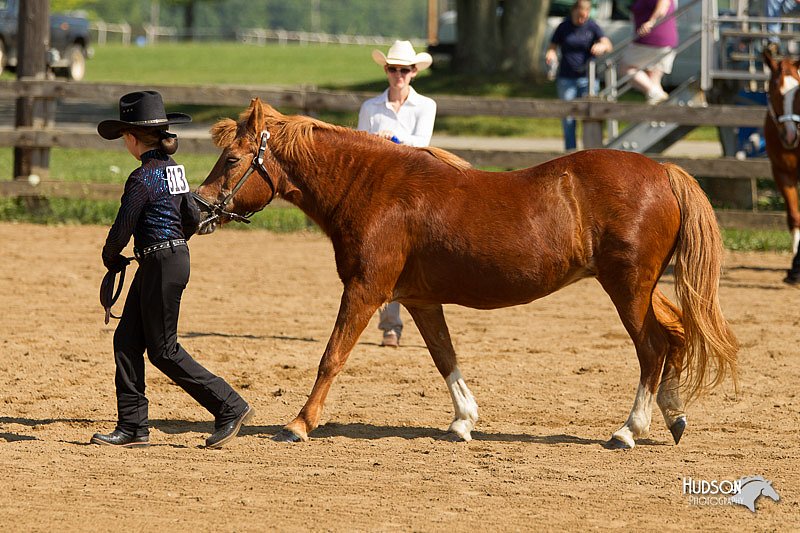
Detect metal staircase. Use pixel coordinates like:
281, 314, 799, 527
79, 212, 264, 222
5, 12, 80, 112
590, 0, 798, 155
604, 77, 706, 153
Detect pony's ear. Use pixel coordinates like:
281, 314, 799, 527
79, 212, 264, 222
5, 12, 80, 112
763, 47, 779, 73
247, 97, 265, 135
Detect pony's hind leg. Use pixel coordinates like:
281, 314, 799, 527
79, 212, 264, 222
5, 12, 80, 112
652, 288, 688, 443
599, 275, 671, 449
404, 303, 479, 441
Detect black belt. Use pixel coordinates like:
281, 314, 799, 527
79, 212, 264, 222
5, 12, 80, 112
134, 239, 186, 260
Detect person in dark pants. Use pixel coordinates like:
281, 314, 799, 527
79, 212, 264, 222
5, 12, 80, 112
92, 91, 253, 448
546, 0, 613, 151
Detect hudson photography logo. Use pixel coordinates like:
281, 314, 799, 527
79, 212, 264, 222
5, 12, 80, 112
682, 475, 780, 512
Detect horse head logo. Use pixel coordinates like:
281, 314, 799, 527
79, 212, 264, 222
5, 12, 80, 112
729, 476, 780, 513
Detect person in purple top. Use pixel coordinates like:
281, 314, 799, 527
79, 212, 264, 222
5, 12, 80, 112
620, 0, 678, 104
546, 0, 613, 151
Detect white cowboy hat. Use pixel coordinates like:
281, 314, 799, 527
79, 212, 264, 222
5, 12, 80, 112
371, 40, 432, 71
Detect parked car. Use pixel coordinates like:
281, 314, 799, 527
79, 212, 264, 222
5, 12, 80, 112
0, 0, 91, 80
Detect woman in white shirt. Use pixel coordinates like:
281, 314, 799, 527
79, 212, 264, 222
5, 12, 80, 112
358, 40, 437, 347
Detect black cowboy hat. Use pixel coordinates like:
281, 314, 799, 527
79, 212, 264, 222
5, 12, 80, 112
97, 90, 192, 140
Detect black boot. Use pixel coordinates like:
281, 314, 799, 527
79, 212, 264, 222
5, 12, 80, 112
206, 405, 254, 449
784, 251, 800, 285
90, 429, 150, 448
784, 270, 800, 285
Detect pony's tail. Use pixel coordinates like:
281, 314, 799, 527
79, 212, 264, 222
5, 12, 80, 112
665, 163, 739, 402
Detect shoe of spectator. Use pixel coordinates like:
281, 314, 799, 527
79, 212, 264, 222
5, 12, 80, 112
646, 89, 669, 105
380, 330, 400, 347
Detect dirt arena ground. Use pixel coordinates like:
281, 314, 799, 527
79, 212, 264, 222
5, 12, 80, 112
0, 222, 797, 531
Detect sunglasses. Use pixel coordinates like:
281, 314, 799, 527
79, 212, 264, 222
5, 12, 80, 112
387, 66, 413, 74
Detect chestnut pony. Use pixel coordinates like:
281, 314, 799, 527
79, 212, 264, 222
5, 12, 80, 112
195, 98, 738, 449
764, 48, 800, 253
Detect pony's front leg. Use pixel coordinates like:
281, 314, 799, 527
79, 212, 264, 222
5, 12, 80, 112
405, 304, 479, 441
775, 172, 800, 252
273, 283, 381, 442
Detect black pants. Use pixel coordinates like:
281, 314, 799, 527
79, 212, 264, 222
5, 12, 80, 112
113, 244, 247, 436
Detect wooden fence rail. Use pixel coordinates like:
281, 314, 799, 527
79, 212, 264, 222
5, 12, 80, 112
0, 79, 782, 229
0, 126, 771, 178
0, 79, 768, 124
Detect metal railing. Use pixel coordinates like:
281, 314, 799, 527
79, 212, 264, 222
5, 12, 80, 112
235, 28, 423, 47
590, 0, 703, 100
89, 21, 132, 46
702, 2, 800, 90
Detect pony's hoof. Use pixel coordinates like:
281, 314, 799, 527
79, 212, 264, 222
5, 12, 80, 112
670, 417, 687, 444
447, 419, 475, 442
437, 432, 470, 443
605, 436, 634, 450
272, 428, 304, 443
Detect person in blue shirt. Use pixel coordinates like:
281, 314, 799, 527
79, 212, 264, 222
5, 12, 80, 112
546, 0, 613, 151
92, 91, 253, 449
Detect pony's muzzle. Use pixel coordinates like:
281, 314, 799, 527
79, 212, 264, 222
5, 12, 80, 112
778, 117, 800, 149
782, 128, 800, 149
192, 191, 220, 234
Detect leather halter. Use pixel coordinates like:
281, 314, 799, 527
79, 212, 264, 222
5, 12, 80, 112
767, 79, 800, 149
193, 130, 276, 228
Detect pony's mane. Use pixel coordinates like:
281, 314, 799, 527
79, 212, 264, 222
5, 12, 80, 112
210, 103, 340, 164
418, 146, 472, 172
210, 102, 471, 173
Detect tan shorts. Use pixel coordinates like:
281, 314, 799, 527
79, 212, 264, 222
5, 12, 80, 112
622, 43, 676, 74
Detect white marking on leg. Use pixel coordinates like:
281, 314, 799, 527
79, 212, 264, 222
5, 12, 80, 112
611, 383, 654, 448
445, 368, 479, 441
657, 366, 686, 429
792, 228, 800, 255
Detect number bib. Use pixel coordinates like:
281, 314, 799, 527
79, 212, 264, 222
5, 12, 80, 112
165, 165, 189, 195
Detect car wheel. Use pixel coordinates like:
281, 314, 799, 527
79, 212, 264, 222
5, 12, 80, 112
59, 44, 86, 81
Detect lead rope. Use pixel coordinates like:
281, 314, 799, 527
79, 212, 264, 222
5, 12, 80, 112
99, 257, 134, 324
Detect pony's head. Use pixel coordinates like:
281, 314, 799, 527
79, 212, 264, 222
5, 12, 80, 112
764, 48, 800, 149
194, 98, 285, 234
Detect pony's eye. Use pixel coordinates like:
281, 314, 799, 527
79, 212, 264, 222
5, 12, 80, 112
226, 157, 240, 166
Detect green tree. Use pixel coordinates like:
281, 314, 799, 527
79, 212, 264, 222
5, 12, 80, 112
503, 0, 552, 79
163, 0, 223, 40
455, 0, 551, 80
51, 0, 100, 13
74, 0, 430, 39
